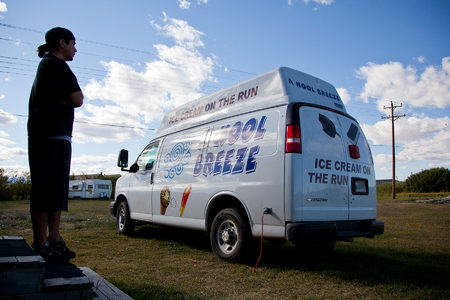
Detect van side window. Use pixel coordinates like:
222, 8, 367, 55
136, 141, 160, 171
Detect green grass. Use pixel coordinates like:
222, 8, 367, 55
1, 196, 449, 299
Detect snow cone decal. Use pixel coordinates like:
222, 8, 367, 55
180, 184, 192, 217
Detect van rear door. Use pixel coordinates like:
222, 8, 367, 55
299, 106, 349, 221
338, 116, 377, 220
297, 106, 376, 222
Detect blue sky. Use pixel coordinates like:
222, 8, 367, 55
0, 0, 449, 180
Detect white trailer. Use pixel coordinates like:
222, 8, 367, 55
69, 179, 112, 199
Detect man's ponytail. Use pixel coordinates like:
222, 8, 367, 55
37, 44, 50, 58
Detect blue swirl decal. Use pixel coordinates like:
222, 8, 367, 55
163, 142, 191, 179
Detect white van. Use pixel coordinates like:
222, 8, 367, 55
110, 67, 384, 262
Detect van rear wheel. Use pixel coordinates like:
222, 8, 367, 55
210, 208, 252, 262
117, 202, 135, 235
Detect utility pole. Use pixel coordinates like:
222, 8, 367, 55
382, 101, 405, 199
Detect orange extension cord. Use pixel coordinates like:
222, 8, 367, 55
249, 209, 267, 272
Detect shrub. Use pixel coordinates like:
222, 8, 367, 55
0, 168, 31, 201
405, 168, 450, 193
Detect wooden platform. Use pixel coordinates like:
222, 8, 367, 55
0, 236, 132, 299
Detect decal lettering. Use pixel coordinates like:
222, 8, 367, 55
245, 145, 259, 173
308, 157, 371, 185
193, 115, 267, 177
287, 78, 341, 102
222, 149, 235, 175
232, 148, 248, 174
169, 86, 259, 125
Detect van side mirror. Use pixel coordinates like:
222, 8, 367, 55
129, 163, 139, 173
117, 149, 129, 169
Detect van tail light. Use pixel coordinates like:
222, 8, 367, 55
286, 125, 301, 153
349, 145, 360, 159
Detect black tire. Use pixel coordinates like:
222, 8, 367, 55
210, 208, 252, 262
116, 202, 135, 235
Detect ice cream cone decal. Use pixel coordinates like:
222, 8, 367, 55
180, 184, 192, 216
160, 187, 170, 215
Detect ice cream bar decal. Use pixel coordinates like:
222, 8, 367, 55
180, 184, 192, 216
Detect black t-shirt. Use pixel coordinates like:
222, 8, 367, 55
28, 54, 81, 137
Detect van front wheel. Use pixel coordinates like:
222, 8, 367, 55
210, 208, 251, 262
117, 202, 135, 235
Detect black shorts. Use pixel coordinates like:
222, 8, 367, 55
28, 137, 72, 212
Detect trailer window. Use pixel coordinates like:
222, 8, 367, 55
97, 184, 110, 189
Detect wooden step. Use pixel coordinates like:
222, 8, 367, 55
0, 236, 45, 296
0, 236, 132, 299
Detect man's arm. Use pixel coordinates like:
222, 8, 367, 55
69, 91, 84, 107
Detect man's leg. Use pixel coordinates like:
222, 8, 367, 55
48, 211, 61, 243
31, 211, 48, 247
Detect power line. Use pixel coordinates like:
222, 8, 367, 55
0, 22, 157, 56
0, 111, 155, 131
0, 54, 222, 94
0, 22, 255, 78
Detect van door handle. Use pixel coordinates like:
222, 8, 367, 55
150, 172, 154, 184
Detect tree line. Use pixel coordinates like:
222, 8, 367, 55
0, 168, 121, 201
0, 167, 448, 200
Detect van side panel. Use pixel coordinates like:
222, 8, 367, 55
151, 109, 285, 236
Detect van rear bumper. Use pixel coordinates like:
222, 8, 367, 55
286, 220, 384, 241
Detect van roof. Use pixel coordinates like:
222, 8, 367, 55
155, 67, 346, 138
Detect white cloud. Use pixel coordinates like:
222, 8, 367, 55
309, 0, 334, 4
0, 109, 17, 125
0, 145, 27, 162
0, 2, 7, 13
288, 0, 334, 6
1, 165, 30, 177
336, 87, 351, 104
0, 130, 8, 137
0, 138, 15, 145
152, 12, 205, 49
358, 57, 450, 111
178, 0, 191, 9
0, 94, 5, 99
362, 116, 448, 145
417, 56, 425, 64
70, 154, 118, 175
362, 115, 450, 164
81, 13, 215, 144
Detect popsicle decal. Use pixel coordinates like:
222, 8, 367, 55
180, 184, 192, 217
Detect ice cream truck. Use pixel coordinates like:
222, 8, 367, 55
110, 67, 384, 262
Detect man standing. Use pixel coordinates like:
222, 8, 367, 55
28, 27, 83, 262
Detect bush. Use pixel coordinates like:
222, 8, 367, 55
0, 168, 31, 201
405, 168, 450, 193
0, 168, 12, 200
377, 181, 406, 194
